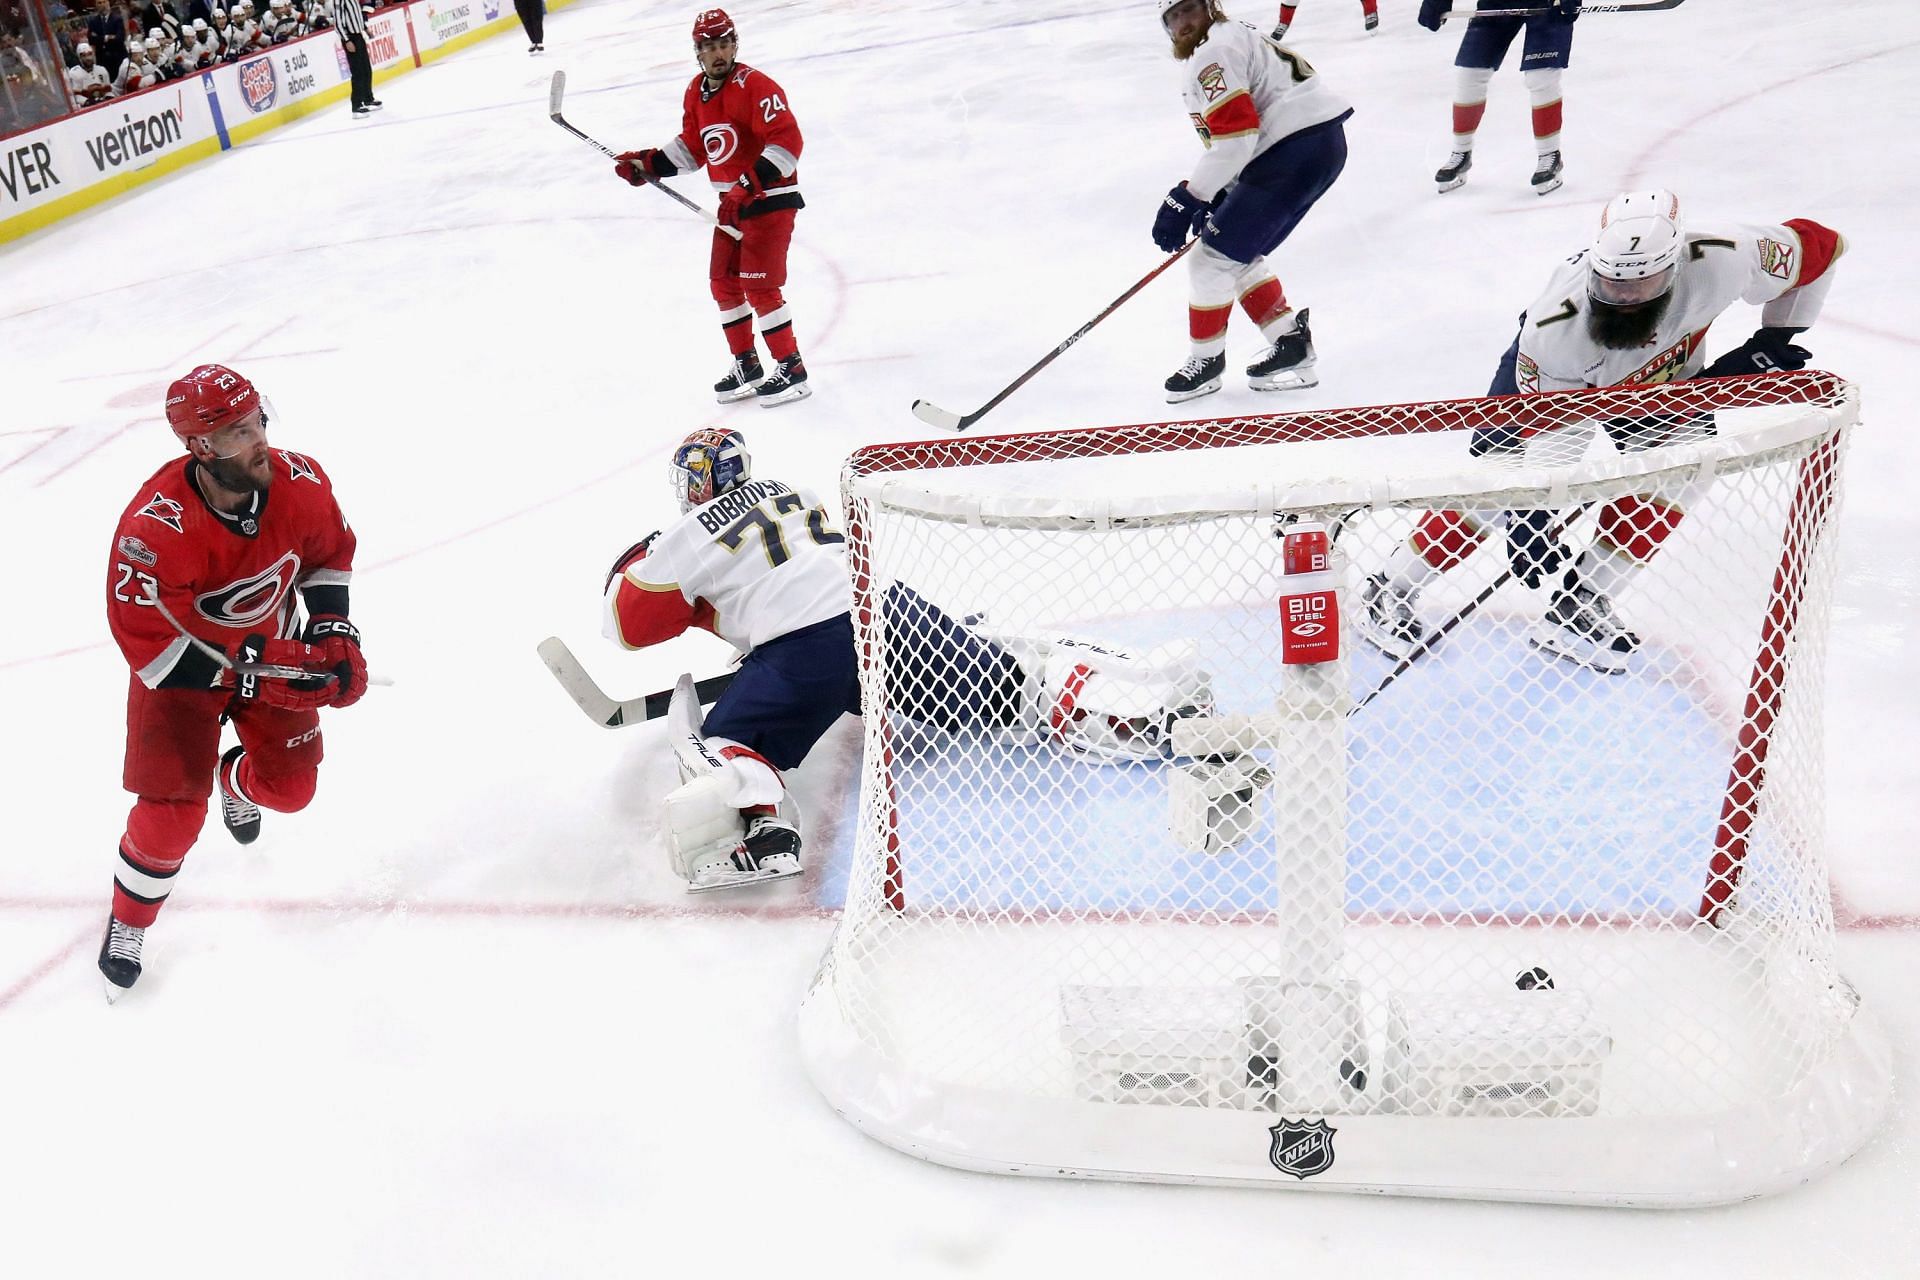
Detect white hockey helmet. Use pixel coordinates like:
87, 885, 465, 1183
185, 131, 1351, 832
1043, 638, 1214, 762
1588, 190, 1684, 309
1158, 0, 1218, 32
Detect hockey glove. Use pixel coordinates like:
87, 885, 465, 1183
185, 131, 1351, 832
1417, 0, 1451, 32
1152, 183, 1205, 253
604, 532, 661, 593
1554, 0, 1580, 20
1701, 327, 1812, 378
1504, 509, 1569, 589
717, 169, 764, 227
227, 634, 336, 711
305, 614, 367, 708
613, 149, 673, 187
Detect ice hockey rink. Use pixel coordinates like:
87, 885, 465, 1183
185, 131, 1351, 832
3, 0, 1917, 1272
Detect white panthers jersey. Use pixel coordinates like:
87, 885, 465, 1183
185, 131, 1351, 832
1180, 21, 1351, 201
1516, 221, 1830, 391
607, 478, 853, 654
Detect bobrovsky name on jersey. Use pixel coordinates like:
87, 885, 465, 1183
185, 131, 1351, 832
695, 480, 796, 534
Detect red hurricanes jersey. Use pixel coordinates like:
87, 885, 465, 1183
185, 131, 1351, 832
107, 450, 356, 688
664, 63, 804, 201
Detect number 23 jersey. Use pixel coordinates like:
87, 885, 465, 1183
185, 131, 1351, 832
603, 479, 852, 654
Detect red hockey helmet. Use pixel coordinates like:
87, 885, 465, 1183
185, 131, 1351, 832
691, 7, 734, 44
164, 364, 261, 442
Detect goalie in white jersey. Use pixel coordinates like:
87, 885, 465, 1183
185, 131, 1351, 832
603, 428, 1226, 890
1153, 0, 1353, 403
1359, 190, 1845, 673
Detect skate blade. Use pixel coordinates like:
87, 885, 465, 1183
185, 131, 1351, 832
1249, 367, 1318, 392
1355, 618, 1419, 661
757, 383, 812, 408
1527, 627, 1627, 675
1436, 176, 1468, 194
714, 384, 762, 404
102, 976, 131, 1004
685, 864, 805, 893
1164, 378, 1221, 404
1533, 175, 1565, 196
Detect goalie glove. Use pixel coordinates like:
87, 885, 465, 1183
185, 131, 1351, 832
1702, 326, 1812, 378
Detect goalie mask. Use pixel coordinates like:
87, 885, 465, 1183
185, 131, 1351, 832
669, 427, 750, 513
1042, 638, 1215, 762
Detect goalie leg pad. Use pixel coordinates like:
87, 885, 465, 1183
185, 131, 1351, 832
665, 773, 747, 880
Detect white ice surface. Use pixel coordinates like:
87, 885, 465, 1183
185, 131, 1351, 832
2, 0, 1917, 1274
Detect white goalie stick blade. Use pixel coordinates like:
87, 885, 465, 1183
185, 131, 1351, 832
535, 637, 736, 728
910, 399, 967, 432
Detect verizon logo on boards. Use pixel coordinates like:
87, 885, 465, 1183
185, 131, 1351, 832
1, 141, 59, 204
84, 95, 188, 172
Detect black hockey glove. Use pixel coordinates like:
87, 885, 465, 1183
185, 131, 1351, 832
1554, 0, 1580, 21
1504, 509, 1569, 589
1152, 183, 1205, 253
1701, 327, 1812, 378
1417, 0, 1451, 32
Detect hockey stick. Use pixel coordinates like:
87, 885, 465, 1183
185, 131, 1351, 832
549, 70, 743, 241
142, 583, 394, 685
912, 240, 1197, 432
537, 636, 736, 728
1349, 508, 1583, 715
1445, 0, 1683, 18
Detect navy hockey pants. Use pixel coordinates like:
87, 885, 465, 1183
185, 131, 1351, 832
1202, 111, 1352, 266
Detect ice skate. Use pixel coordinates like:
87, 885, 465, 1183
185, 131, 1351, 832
1356, 573, 1428, 660
1435, 150, 1473, 194
98, 916, 145, 1003
217, 745, 261, 845
1246, 309, 1317, 391
1531, 150, 1564, 196
1530, 579, 1638, 674
754, 354, 811, 407
1164, 353, 1224, 403
714, 351, 764, 404
686, 812, 804, 893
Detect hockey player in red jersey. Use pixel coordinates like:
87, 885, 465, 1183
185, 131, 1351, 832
100, 364, 367, 1001
613, 9, 812, 407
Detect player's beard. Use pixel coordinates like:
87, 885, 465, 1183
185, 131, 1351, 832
1587, 292, 1672, 352
1169, 6, 1222, 60
203, 449, 272, 496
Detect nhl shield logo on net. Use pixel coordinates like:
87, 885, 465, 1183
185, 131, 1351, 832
1268, 1119, 1336, 1179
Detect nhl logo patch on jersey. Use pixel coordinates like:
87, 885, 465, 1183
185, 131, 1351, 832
1757, 237, 1797, 281
1268, 1118, 1337, 1179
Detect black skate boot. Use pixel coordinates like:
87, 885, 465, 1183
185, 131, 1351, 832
1246, 309, 1318, 391
1363, 9, 1379, 31
1531, 150, 1564, 196
740, 811, 804, 878
755, 354, 811, 407
1164, 353, 1225, 403
714, 351, 764, 404
99, 915, 145, 1003
1435, 149, 1473, 194
1530, 578, 1639, 674
217, 745, 261, 845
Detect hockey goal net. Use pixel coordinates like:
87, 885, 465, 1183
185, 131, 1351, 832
800, 371, 1888, 1206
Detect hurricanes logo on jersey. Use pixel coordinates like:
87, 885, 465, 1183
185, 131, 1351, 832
701, 123, 740, 167
1756, 237, 1796, 281
137, 492, 185, 533
1197, 63, 1228, 102
279, 450, 319, 484
194, 550, 302, 628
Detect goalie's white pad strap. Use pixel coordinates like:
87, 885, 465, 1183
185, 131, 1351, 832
1170, 756, 1274, 854
706, 738, 786, 809
665, 774, 745, 879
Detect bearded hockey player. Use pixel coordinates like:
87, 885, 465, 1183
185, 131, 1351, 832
612, 8, 812, 407
602, 429, 1222, 890
1152, 0, 1353, 403
100, 364, 367, 1001
1358, 191, 1844, 673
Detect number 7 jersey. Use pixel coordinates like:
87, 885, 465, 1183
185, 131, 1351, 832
603, 478, 852, 654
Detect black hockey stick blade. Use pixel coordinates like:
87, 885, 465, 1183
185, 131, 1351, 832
1451, 0, 1682, 16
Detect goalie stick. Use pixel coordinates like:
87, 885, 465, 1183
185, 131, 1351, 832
548, 70, 743, 242
912, 241, 1195, 432
537, 636, 737, 727
1446, 0, 1684, 17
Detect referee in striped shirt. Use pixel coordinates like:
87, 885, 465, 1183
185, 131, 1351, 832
333, 0, 380, 116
